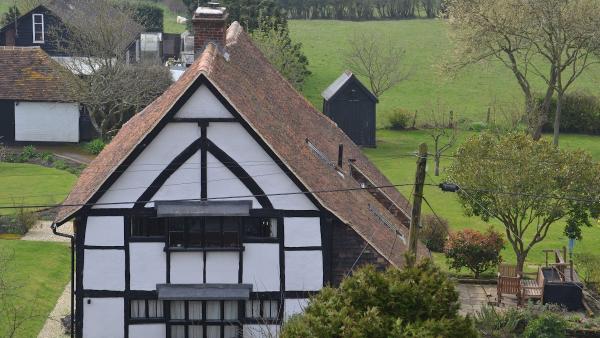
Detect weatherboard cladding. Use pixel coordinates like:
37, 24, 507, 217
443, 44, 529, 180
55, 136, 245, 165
0, 47, 76, 102
55, 22, 426, 266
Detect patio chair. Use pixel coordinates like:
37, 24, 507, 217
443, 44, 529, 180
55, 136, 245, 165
497, 275, 521, 305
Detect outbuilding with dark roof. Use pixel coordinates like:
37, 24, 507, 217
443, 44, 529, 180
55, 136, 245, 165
322, 71, 378, 147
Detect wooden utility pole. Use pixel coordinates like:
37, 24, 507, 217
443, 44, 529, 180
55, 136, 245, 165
408, 143, 428, 259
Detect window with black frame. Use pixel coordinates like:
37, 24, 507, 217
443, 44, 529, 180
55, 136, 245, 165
168, 300, 240, 338
245, 298, 279, 322
243, 218, 277, 239
130, 216, 166, 238
130, 299, 164, 321
167, 217, 241, 249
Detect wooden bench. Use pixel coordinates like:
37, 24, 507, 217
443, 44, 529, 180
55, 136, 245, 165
521, 267, 544, 304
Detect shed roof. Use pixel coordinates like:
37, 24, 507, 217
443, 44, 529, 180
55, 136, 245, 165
55, 22, 426, 267
321, 71, 378, 103
0, 47, 76, 102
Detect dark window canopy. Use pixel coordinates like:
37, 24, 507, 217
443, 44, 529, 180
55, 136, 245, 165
155, 200, 252, 217
157, 284, 253, 301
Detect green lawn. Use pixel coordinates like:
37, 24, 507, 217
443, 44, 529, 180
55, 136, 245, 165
0, 163, 77, 215
289, 19, 600, 128
0, 239, 70, 338
363, 130, 600, 275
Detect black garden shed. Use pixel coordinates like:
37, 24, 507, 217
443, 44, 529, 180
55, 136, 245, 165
322, 71, 378, 147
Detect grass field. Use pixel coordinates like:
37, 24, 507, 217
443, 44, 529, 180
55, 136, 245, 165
289, 19, 600, 128
363, 130, 600, 275
0, 163, 77, 216
0, 239, 70, 338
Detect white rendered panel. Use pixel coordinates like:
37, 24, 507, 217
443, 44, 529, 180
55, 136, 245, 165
285, 251, 323, 291
175, 85, 234, 118
284, 298, 309, 319
207, 123, 317, 210
206, 153, 261, 208
83, 249, 125, 291
84, 216, 124, 246
283, 217, 321, 247
243, 324, 279, 338
129, 324, 166, 338
95, 123, 201, 208
83, 297, 124, 338
130, 243, 166, 290
243, 244, 279, 291
170, 252, 204, 284
148, 152, 201, 207
205, 252, 239, 283
14, 101, 79, 142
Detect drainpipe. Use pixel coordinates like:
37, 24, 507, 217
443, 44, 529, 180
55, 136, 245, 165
51, 222, 75, 338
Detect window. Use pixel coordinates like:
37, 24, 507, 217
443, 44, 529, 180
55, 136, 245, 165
245, 299, 279, 320
168, 300, 241, 338
167, 217, 241, 249
130, 299, 164, 320
32, 14, 44, 43
130, 216, 165, 237
243, 218, 277, 239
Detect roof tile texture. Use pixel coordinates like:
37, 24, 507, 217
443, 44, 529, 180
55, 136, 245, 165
0, 47, 75, 102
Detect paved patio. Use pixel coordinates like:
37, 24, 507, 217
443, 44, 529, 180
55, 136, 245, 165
457, 283, 519, 316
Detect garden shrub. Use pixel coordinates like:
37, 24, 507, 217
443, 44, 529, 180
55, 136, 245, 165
20, 145, 39, 162
388, 108, 413, 130
53, 160, 68, 171
540, 91, 600, 135
523, 312, 567, 338
14, 208, 38, 235
84, 138, 106, 155
444, 228, 504, 278
419, 214, 449, 252
280, 260, 478, 338
40, 152, 54, 164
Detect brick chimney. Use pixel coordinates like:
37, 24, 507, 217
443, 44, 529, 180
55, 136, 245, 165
192, 2, 228, 56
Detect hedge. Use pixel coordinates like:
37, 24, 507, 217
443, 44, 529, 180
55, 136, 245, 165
539, 91, 600, 135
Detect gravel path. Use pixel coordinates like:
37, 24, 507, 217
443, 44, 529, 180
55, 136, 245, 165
21, 221, 73, 242
37, 283, 71, 338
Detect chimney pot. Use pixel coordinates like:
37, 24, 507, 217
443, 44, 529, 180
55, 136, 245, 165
192, 2, 228, 56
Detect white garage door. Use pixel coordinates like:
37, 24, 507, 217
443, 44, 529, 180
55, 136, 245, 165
15, 101, 79, 142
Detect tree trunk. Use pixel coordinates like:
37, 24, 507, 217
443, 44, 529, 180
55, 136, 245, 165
434, 154, 440, 176
553, 91, 563, 146
516, 254, 526, 276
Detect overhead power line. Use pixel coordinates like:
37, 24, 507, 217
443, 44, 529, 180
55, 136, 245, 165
0, 183, 422, 210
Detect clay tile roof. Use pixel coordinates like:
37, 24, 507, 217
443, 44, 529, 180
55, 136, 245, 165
55, 22, 427, 266
0, 47, 76, 102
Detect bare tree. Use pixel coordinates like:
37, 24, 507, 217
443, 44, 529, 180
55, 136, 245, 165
446, 0, 556, 140
447, 0, 600, 144
345, 31, 409, 98
52, 0, 172, 140
525, 0, 600, 146
423, 102, 457, 176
